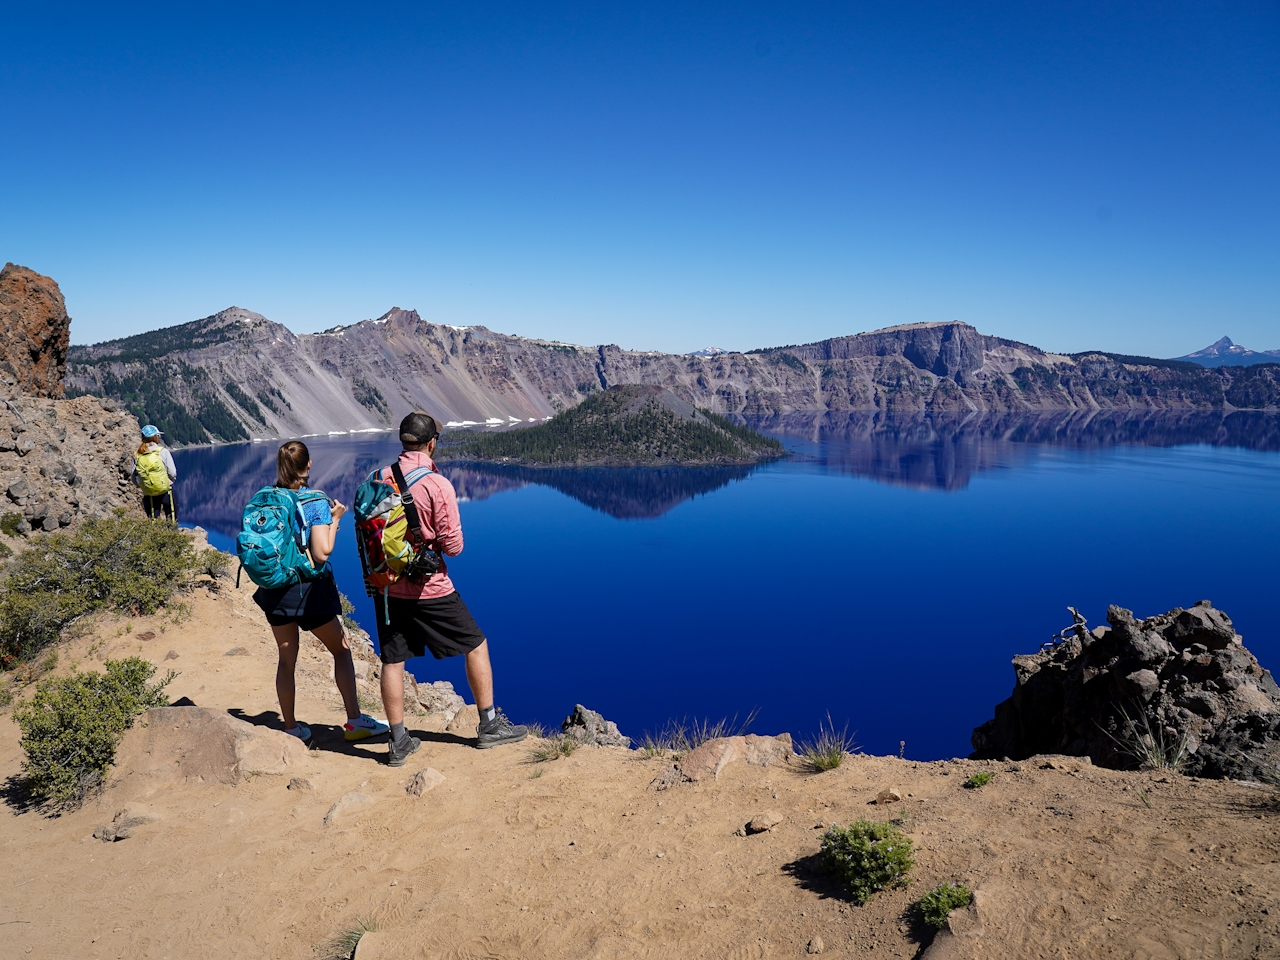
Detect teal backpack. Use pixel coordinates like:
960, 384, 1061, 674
235, 486, 329, 589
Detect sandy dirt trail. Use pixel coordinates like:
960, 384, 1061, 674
2, 575, 1278, 960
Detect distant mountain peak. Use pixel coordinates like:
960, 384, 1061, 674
1175, 336, 1280, 367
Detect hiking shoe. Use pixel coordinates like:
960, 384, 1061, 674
476, 708, 529, 750
344, 714, 390, 741
284, 722, 312, 745
387, 734, 421, 767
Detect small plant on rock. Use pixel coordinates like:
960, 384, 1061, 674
916, 882, 973, 929
799, 713, 858, 772
14, 657, 174, 809
0, 512, 23, 537
963, 771, 994, 789
1104, 704, 1193, 772
820, 819, 915, 904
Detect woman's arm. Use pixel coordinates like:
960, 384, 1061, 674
307, 500, 346, 565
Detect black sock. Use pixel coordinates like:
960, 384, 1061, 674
479, 705, 496, 724
391, 721, 406, 742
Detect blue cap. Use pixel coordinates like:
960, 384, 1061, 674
141, 424, 161, 438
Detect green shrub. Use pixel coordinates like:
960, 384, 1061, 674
916, 882, 973, 928
13, 657, 174, 808
339, 591, 359, 632
820, 819, 915, 904
963, 771, 994, 789
0, 512, 198, 668
201, 549, 231, 581
0, 513, 23, 537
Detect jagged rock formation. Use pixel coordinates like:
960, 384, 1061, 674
0, 395, 142, 540
971, 601, 1280, 781
0, 263, 71, 399
561, 704, 631, 748
67, 307, 1280, 446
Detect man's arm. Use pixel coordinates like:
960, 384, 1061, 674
425, 474, 464, 556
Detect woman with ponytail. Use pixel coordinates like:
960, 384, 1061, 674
252, 440, 389, 745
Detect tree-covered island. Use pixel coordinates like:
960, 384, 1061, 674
437, 384, 785, 465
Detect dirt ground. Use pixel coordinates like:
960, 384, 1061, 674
2, 572, 1278, 960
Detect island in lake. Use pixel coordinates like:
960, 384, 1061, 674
437, 383, 785, 465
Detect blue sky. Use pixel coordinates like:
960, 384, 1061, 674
3, 2, 1278, 355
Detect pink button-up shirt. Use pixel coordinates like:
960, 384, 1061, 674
380, 450, 463, 600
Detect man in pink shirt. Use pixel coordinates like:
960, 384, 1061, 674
376, 411, 528, 765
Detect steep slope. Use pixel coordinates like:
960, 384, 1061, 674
68, 311, 1280, 446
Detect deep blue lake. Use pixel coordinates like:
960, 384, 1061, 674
173, 410, 1280, 761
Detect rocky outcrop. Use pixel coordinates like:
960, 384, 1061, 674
971, 601, 1280, 781
0, 394, 142, 540
113, 706, 310, 785
67, 307, 1280, 447
0, 263, 70, 399
561, 704, 631, 747
652, 733, 794, 788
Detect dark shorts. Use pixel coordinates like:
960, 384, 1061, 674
374, 591, 487, 664
263, 611, 338, 632
255, 571, 342, 633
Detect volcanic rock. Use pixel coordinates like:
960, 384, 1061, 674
971, 601, 1280, 780
675, 733, 794, 782
0, 263, 70, 399
112, 706, 310, 785
561, 704, 631, 748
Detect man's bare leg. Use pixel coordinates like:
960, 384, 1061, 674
465, 639, 494, 711
380, 660, 405, 727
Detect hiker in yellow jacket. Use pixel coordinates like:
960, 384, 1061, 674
131, 424, 178, 520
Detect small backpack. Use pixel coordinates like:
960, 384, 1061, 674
135, 448, 171, 496
353, 463, 437, 616
235, 486, 328, 589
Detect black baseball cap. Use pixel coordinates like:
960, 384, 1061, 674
399, 411, 441, 446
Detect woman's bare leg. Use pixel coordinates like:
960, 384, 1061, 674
310, 617, 361, 721
270, 623, 301, 729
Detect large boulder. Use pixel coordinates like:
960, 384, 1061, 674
0, 263, 70, 399
113, 706, 310, 785
971, 601, 1280, 780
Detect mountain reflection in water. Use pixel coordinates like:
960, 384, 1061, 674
752, 409, 1280, 492
176, 410, 1280, 530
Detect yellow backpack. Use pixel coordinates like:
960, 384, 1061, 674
135, 449, 171, 496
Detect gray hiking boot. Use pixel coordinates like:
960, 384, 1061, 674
387, 734, 421, 767
476, 708, 528, 749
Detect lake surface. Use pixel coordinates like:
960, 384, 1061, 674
173, 409, 1280, 760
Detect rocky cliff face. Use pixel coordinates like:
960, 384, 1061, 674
0, 395, 142, 544
971, 601, 1280, 781
67, 308, 1280, 446
0, 263, 71, 399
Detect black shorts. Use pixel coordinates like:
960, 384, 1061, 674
374, 591, 487, 664
264, 611, 339, 632
255, 572, 342, 634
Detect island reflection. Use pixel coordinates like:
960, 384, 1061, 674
175, 409, 1280, 533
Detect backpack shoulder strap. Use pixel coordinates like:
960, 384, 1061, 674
390, 461, 429, 548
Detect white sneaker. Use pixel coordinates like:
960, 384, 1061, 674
285, 722, 312, 744
344, 714, 390, 742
